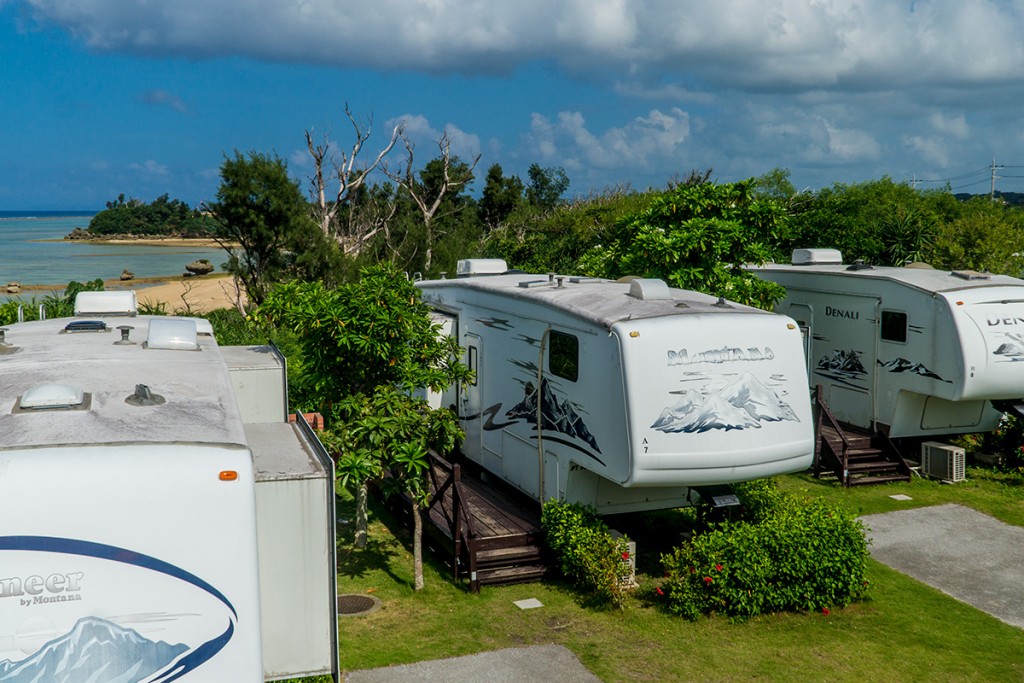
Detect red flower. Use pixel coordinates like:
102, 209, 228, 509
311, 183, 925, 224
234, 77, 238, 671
715, 563, 723, 572
621, 551, 630, 560
704, 576, 713, 585
689, 567, 695, 574
822, 607, 831, 616
656, 587, 665, 596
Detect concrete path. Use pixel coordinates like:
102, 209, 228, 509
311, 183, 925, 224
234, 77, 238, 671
861, 503, 1024, 628
344, 644, 601, 683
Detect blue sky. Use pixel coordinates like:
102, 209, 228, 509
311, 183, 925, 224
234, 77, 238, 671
3, 0, 1024, 210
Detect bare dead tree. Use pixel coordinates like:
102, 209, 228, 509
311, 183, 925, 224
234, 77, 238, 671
386, 131, 480, 273
306, 105, 402, 255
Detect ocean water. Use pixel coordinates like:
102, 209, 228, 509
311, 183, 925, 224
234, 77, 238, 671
0, 211, 226, 287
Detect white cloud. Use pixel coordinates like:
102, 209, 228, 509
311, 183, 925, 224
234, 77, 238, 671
128, 160, 168, 176
526, 107, 690, 171
903, 135, 950, 168
23, 0, 1024, 92
386, 114, 482, 163
141, 89, 188, 114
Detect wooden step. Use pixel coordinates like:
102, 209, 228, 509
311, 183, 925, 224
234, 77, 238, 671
847, 460, 900, 472
476, 564, 548, 586
848, 473, 912, 486
476, 545, 543, 567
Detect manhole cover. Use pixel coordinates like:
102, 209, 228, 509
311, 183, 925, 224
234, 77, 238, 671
337, 593, 382, 617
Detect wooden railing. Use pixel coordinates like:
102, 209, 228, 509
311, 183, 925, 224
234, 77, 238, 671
814, 384, 851, 485
425, 451, 480, 588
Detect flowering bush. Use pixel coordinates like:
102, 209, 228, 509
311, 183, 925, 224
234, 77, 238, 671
657, 480, 870, 620
541, 501, 632, 608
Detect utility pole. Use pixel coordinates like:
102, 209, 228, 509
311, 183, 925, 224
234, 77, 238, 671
991, 157, 1004, 200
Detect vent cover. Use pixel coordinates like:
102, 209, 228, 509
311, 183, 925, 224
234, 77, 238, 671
19, 383, 85, 410
792, 248, 843, 265
146, 318, 200, 351
628, 278, 671, 300
74, 291, 138, 316
456, 259, 508, 277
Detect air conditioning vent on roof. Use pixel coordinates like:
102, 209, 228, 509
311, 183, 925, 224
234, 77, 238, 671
456, 259, 508, 277
792, 248, 843, 265
74, 291, 138, 316
628, 278, 671, 300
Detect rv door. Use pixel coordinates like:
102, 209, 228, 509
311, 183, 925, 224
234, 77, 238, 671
462, 332, 482, 455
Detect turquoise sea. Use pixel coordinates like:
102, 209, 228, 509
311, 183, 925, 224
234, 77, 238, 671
0, 211, 225, 288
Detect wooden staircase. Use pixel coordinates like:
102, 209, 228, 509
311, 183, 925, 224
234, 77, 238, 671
423, 452, 548, 591
814, 386, 913, 487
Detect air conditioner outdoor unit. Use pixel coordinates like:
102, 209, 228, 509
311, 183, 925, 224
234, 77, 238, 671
920, 441, 966, 483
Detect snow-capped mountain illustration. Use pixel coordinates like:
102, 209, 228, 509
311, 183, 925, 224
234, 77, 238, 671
877, 357, 950, 382
993, 332, 1024, 361
506, 377, 601, 453
652, 372, 799, 433
816, 349, 867, 376
0, 616, 187, 683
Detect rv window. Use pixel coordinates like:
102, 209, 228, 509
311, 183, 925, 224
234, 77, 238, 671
467, 346, 478, 386
549, 331, 579, 382
881, 311, 907, 343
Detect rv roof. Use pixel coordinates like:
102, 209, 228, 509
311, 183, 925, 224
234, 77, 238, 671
754, 262, 1024, 294
418, 273, 769, 329
0, 315, 247, 451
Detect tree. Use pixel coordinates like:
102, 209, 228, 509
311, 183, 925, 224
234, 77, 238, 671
387, 131, 481, 274
259, 265, 471, 584
581, 180, 789, 309
478, 163, 524, 230
207, 151, 341, 306
526, 164, 570, 209
305, 105, 403, 256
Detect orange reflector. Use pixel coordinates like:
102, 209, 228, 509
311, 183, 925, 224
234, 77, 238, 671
219, 470, 238, 481
629, 331, 640, 338
787, 323, 796, 329
956, 301, 964, 306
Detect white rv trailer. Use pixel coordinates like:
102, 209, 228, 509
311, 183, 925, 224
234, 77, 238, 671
0, 292, 338, 682
416, 260, 815, 514
750, 249, 1024, 439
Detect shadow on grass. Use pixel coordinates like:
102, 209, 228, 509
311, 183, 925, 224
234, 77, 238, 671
335, 491, 462, 590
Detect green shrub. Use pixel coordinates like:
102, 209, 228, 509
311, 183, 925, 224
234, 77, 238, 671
542, 500, 633, 608
659, 481, 869, 620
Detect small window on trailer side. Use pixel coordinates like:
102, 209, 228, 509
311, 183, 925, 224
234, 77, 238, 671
549, 331, 579, 382
880, 310, 908, 343
467, 345, 478, 385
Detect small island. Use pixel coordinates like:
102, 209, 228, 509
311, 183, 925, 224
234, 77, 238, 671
65, 193, 218, 241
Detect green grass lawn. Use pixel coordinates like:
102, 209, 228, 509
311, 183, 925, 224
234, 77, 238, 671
332, 467, 1024, 682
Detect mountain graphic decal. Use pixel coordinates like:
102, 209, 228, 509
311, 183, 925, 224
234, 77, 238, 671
652, 372, 799, 433
506, 377, 601, 454
0, 617, 186, 683
877, 357, 951, 382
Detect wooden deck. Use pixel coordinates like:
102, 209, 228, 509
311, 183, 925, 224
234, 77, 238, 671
423, 453, 547, 591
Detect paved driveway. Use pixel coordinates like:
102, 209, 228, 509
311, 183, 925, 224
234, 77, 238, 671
861, 503, 1024, 628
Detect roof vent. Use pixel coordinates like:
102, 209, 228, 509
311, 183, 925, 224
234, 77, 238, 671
846, 259, 874, 271
628, 278, 672, 300
792, 248, 843, 265
74, 291, 138, 316
125, 383, 166, 407
145, 318, 199, 351
456, 259, 508, 277
951, 270, 990, 281
63, 320, 108, 333
18, 383, 86, 410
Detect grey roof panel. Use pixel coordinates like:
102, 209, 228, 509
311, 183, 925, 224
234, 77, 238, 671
0, 316, 247, 451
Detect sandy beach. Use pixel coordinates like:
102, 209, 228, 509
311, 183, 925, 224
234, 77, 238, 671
134, 274, 246, 313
